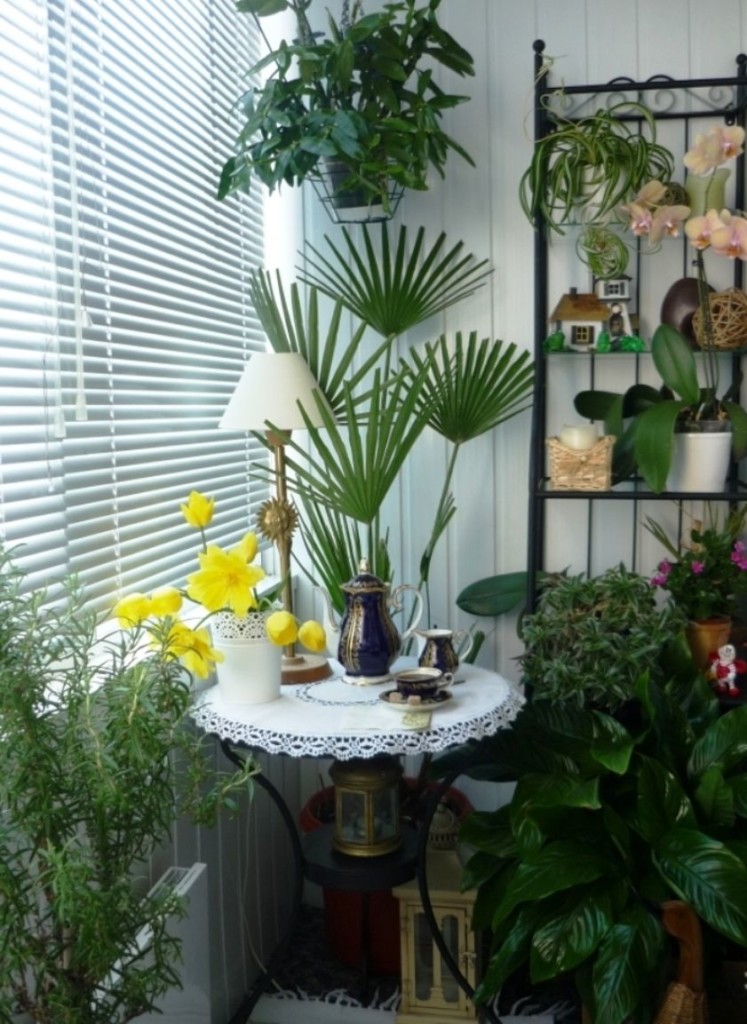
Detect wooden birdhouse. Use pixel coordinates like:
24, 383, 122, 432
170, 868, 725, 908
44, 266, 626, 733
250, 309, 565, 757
549, 288, 609, 351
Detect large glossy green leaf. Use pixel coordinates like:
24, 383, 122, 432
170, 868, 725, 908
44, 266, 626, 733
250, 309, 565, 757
456, 571, 528, 617
633, 400, 689, 492
654, 827, 747, 945
493, 840, 612, 926
459, 806, 518, 859
475, 902, 547, 1004
573, 389, 622, 429
590, 712, 635, 775
430, 722, 578, 783
688, 706, 747, 777
592, 906, 664, 1024
695, 765, 736, 828
650, 324, 701, 404
530, 882, 613, 981
729, 776, 747, 818
634, 756, 696, 843
471, 861, 518, 931
530, 703, 633, 776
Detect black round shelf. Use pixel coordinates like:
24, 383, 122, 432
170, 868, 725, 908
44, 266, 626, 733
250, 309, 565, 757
302, 823, 419, 891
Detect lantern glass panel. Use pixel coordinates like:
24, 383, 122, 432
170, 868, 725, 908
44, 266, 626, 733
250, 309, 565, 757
372, 786, 397, 839
414, 911, 434, 1000
441, 914, 460, 1003
339, 790, 366, 843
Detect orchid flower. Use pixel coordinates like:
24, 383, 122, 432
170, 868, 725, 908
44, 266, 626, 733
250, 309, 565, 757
709, 211, 747, 259
684, 209, 727, 250
648, 204, 690, 245
684, 125, 746, 175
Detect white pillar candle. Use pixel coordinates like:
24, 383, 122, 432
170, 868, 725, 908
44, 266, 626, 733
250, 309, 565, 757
559, 423, 599, 450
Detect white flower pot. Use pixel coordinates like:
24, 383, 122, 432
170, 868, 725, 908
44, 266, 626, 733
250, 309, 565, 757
666, 428, 732, 493
211, 612, 282, 705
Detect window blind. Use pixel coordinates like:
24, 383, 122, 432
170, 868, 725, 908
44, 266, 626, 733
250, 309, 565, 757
0, 0, 267, 610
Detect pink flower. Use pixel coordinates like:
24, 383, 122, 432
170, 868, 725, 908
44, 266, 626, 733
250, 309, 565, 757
684, 126, 746, 175
691, 561, 705, 575
648, 205, 691, 244
623, 201, 654, 236
710, 211, 747, 260
731, 541, 747, 571
684, 209, 727, 250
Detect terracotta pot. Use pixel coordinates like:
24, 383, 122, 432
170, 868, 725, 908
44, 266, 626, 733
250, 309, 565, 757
686, 616, 732, 670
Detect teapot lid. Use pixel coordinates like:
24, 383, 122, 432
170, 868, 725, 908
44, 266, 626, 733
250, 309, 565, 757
341, 558, 388, 594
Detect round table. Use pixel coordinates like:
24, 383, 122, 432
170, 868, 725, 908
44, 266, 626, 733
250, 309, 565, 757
191, 660, 524, 1024
190, 660, 525, 759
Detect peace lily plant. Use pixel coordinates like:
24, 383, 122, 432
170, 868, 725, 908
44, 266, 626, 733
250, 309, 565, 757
114, 491, 325, 673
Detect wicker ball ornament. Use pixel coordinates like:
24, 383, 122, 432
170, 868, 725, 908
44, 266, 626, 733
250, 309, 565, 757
693, 288, 747, 351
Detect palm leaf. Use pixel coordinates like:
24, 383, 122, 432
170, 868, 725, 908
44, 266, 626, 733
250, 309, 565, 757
298, 224, 492, 338
405, 332, 534, 442
248, 270, 393, 416
254, 368, 432, 525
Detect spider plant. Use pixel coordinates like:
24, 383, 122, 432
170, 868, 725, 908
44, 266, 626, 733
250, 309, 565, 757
520, 101, 675, 235
299, 223, 492, 338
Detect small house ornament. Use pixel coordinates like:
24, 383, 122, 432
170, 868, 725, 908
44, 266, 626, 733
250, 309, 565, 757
548, 287, 610, 351
594, 274, 634, 336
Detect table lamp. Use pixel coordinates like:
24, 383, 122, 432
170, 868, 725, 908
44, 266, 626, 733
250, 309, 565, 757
219, 351, 332, 683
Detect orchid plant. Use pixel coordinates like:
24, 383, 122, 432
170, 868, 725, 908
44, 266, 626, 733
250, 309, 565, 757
575, 124, 747, 491
114, 491, 325, 678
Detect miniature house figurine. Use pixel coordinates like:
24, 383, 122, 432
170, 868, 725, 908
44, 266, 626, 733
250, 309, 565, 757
549, 288, 610, 350
594, 274, 633, 335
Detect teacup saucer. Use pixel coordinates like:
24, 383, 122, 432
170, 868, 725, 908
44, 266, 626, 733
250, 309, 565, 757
379, 689, 453, 712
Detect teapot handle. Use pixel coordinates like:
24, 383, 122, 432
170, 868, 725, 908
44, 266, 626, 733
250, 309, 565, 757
389, 584, 424, 643
453, 628, 474, 660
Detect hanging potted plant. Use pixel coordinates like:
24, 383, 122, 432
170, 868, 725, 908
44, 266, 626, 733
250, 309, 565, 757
218, 0, 476, 218
519, 100, 675, 272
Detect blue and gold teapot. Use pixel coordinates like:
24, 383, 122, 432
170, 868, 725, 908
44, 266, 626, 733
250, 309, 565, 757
321, 560, 423, 684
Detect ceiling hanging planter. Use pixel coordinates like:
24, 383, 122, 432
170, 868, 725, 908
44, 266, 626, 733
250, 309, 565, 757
309, 159, 404, 225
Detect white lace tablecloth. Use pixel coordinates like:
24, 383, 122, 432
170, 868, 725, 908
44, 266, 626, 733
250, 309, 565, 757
190, 660, 525, 759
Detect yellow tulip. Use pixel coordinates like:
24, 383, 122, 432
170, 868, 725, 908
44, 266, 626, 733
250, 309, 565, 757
233, 531, 259, 564
165, 621, 223, 679
149, 587, 183, 617
298, 619, 326, 653
186, 545, 265, 617
265, 610, 298, 646
113, 592, 152, 628
181, 491, 215, 530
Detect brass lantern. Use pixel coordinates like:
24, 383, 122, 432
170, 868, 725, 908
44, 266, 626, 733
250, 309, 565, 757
393, 849, 478, 1023
328, 755, 403, 857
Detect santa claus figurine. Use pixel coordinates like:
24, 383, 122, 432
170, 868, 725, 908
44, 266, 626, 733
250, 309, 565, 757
707, 644, 747, 698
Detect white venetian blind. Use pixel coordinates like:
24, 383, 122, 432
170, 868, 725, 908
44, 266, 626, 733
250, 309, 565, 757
0, 0, 267, 609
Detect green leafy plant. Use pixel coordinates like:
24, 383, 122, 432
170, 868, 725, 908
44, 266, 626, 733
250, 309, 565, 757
518, 564, 686, 711
520, 101, 675, 234
218, 0, 475, 210
0, 546, 256, 1023
574, 323, 747, 491
433, 674, 747, 1024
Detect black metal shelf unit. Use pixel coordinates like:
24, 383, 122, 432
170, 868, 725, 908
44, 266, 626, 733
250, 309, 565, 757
526, 40, 747, 613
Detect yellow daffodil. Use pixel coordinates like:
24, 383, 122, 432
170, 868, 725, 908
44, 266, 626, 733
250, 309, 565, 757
181, 490, 215, 530
298, 619, 326, 653
186, 545, 265, 617
114, 592, 152, 627
149, 586, 183, 617
233, 531, 259, 564
265, 610, 298, 646
165, 621, 223, 679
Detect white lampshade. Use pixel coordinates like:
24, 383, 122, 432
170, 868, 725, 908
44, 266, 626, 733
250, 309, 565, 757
219, 351, 327, 432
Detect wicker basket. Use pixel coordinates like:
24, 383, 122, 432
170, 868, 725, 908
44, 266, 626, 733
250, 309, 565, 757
547, 434, 615, 491
693, 288, 747, 350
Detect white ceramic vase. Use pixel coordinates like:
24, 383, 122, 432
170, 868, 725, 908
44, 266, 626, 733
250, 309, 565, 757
211, 611, 282, 705
666, 428, 732, 493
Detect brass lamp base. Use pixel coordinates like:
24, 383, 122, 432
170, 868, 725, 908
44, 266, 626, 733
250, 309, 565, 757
281, 654, 333, 685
